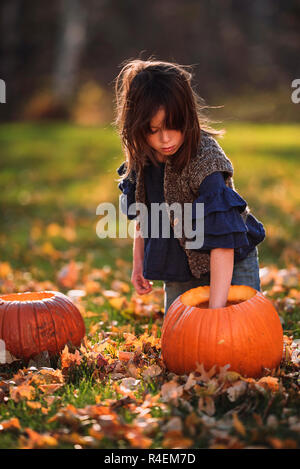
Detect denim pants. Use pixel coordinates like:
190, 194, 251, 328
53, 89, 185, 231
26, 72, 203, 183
163, 247, 261, 315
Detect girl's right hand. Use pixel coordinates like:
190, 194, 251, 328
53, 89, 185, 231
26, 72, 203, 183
131, 269, 153, 295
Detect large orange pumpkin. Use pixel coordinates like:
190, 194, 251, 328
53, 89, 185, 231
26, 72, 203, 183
161, 285, 283, 378
0, 291, 85, 360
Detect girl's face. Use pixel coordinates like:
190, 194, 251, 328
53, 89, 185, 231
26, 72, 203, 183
146, 107, 184, 163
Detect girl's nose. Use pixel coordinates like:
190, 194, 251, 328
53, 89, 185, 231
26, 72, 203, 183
160, 130, 171, 143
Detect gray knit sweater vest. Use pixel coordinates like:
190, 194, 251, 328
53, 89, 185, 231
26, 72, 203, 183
133, 131, 250, 278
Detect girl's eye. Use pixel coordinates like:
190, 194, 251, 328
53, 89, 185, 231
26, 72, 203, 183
149, 127, 180, 134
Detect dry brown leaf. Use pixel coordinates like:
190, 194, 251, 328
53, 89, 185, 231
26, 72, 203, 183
227, 380, 248, 402
0, 417, 21, 431
57, 260, 79, 288
119, 351, 134, 362
142, 364, 162, 378
10, 384, 35, 402
184, 372, 197, 391
21, 428, 58, 449
162, 430, 193, 449
60, 345, 82, 369
198, 396, 215, 416
39, 384, 64, 394
161, 380, 183, 404
256, 376, 280, 393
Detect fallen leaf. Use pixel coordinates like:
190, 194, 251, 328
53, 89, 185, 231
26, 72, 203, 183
162, 430, 193, 449
0, 417, 21, 431
232, 412, 246, 436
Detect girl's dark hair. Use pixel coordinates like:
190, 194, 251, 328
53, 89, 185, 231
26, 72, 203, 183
113, 58, 224, 181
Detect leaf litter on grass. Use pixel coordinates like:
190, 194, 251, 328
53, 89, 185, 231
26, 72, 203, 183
0, 258, 299, 449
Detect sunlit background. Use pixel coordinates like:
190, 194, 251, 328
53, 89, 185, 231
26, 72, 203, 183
0, 0, 300, 451
0, 0, 299, 283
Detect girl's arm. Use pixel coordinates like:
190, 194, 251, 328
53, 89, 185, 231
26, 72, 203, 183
131, 220, 153, 295
209, 248, 234, 308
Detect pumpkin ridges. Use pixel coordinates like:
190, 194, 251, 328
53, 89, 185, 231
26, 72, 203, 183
17, 302, 22, 359
235, 303, 252, 375
7, 302, 27, 358
213, 307, 225, 370
223, 306, 234, 370
236, 301, 258, 376
194, 308, 209, 373
46, 298, 72, 349
184, 307, 200, 372
200, 306, 212, 372
187, 308, 204, 372
34, 300, 59, 356
0, 291, 85, 360
18, 302, 41, 358
43, 300, 59, 353
161, 299, 184, 363
168, 305, 187, 373
57, 297, 84, 344
248, 295, 282, 373
162, 302, 188, 373
54, 295, 85, 344
182, 307, 198, 373
0, 301, 10, 343
196, 308, 207, 371
257, 295, 283, 368
246, 297, 273, 376
53, 295, 85, 343
31, 301, 42, 355
162, 285, 283, 378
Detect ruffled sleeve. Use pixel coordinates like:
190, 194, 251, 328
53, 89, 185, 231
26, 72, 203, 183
117, 162, 138, 220
191, 171, 251, 251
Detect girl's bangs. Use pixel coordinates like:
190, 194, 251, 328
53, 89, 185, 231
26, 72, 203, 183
142, 93, 185, 134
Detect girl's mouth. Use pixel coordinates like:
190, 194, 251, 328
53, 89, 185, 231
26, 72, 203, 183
162, 146, 175, 152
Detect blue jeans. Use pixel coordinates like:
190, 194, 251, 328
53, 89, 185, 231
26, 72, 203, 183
163, 247, 261, 315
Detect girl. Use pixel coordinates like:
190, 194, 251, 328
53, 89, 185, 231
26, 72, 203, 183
114, 59, 265, 315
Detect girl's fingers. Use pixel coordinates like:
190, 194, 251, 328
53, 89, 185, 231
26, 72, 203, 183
138, 281, 152, 294
133, 274, 153, 295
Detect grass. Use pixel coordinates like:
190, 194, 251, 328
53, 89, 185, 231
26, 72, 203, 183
0, 121, 299, 449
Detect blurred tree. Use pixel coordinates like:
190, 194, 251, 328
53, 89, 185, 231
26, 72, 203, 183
52, 0, 87, 103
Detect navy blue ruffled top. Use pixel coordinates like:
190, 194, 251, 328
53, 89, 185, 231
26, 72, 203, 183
117, 161, 265, 282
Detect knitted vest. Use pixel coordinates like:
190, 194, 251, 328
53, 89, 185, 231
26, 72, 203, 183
133, 132, 250, 278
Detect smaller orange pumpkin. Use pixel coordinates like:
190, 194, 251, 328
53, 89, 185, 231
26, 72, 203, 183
0, 290, 85, 360
161, 285, 283, 378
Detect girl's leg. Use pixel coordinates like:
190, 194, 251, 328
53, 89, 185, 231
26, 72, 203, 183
231, 246, 261, 292
163, 273, 210, 315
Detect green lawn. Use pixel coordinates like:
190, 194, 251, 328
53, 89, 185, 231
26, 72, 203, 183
0, 121, 299, 277
0, 121, 299, 449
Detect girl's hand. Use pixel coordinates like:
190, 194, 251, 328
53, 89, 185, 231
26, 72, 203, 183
131, 268, 153, 295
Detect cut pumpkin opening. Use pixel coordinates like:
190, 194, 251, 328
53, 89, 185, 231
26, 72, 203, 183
180, 284, 257, 309
0, 291, 55, 302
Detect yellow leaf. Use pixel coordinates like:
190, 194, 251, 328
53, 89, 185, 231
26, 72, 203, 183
108, 297, 127, 310
0, 262, 12, 278
41, 241, 61, 260
46, 223, 61, 237
27, 402, 42, 410
233, 412, 246, 436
